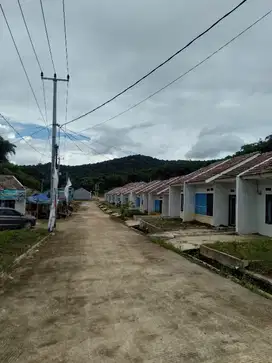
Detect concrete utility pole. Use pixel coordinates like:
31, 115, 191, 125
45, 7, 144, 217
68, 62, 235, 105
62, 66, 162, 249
41, 72, 69, 226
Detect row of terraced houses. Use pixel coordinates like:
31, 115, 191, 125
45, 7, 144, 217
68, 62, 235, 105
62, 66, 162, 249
105, 152, 272, 237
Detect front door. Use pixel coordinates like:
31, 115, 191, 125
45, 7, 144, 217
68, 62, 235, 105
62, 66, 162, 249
159, 200, 163, 214
229, 195, 236, 226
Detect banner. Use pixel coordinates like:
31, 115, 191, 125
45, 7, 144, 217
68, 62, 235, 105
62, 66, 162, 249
64, 178, 72, 203
48, 168, 59, 232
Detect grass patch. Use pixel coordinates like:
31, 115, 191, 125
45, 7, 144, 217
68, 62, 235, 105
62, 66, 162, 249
206, 239, 272, 260
0, 228, 48, 272
206, 239, 272, 278
141, 217, 183, 231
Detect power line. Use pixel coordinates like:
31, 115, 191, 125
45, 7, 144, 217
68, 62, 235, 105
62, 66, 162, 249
65, 127, 136, 156
17, 0, 42, 72
17, 0, 50, 134
13, 125, 51, 144
0, 113, 47, 157
62, 0, 249, 127
61, 128, 112, 160
42, 79, 48, 125
40, 0, 56, 73
77, 9, 272, 134
62, 0, 69, 75
1, 3, 47, 127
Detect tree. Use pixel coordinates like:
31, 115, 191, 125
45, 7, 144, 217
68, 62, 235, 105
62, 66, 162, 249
0, 136, 16, 162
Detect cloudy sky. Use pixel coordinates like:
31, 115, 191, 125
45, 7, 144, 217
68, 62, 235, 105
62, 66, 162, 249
1, 0, 272, 165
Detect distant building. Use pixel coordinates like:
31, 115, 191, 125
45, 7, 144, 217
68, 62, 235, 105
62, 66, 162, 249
0, 175, 26, 214
73, 188, 92, 201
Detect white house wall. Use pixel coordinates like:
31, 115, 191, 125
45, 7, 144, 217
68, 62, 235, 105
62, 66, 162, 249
15, 200, 26, 214
213, 182, 235, 226
237, 179, 272, 236
184, 183, 214, 225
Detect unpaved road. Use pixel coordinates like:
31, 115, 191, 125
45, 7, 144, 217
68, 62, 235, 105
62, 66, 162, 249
0, 203, 271, 363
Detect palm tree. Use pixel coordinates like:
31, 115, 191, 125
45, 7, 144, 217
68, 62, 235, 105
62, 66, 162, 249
0, 136, 16, 162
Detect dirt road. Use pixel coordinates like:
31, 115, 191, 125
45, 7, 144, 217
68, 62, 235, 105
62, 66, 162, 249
0, 203, 271, 362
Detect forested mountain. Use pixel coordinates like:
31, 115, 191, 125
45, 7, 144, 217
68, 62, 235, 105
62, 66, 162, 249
2, 134, 272, 192
20, 155, 217, 193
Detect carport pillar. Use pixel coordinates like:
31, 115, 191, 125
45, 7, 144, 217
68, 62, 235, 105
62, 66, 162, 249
141, 193, 148, 213
236, 177, 257, 234
183, 183, 195, 222
148, 193, 154, 214
162, 194, 169, 216
213, 184, 229, 226
169, 185, 181, 217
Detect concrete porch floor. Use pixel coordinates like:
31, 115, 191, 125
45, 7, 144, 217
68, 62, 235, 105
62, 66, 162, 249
149, 228, 264, 252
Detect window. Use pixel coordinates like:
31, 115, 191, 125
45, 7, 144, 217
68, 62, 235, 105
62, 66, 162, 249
0, 200, 15, 209
195, 193, 207, 215
180, 193, 184, 212
2, 209, 20, 216
195, 193, 213, 216
265, 195, 272, 224
207, 194, 214, 216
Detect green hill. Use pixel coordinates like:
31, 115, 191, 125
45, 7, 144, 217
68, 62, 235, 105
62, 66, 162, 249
19, 155, 217, 193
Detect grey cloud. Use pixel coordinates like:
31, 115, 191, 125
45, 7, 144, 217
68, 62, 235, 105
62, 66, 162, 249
186, 133, 244, 159
1, 0, 272, 164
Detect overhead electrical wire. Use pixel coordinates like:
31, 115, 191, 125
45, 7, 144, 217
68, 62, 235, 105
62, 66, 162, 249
62, 0, 69, 75
40, 0, 56, 73
13, 125, 51, 145
61, 0, 70, 165
0, 113, 46, 157
65, 127, 136, 156
61, 128, 112, 160
17, 0, 50, 136
77, 9, 272, 134
61, 0, 249, 127
0, 3, 47, 128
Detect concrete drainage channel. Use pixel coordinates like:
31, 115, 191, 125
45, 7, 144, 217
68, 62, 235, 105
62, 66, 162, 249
98, 204, 272, 298
184, 248, 272, 298
134, 220, 272, 299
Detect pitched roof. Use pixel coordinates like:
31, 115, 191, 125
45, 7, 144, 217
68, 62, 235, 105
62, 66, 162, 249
186, 154, 255, 184
217, 152, 272, 180
119, 182, 146, 194
151, 177, 180, 195
137, 180, 162, 193
241, 152, 272, 177
0, 175, 25, 190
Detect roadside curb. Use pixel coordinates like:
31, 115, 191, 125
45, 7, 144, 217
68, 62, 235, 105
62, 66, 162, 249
0, 233, 52, 284
13, 234, 51, 266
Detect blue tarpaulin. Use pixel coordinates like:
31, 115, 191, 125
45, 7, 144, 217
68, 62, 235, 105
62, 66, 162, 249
27, 193, 50, 204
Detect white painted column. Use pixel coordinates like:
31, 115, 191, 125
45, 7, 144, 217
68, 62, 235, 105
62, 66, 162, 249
162, 194, 169, 216
148, 193, 154, 214
141, 193, 148, 212
236, 177, 257, 234
129, 192, 135, 207
183, 183, 195, 222
213, 184, 229, 226
169, 185, 181, 217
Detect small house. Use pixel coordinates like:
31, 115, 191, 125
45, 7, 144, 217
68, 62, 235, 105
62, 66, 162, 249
0, 175, 26, 214
73, 188, 92, 201
236, 152, 272, 236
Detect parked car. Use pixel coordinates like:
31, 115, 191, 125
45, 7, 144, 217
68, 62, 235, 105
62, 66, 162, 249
0, 208, 36, 230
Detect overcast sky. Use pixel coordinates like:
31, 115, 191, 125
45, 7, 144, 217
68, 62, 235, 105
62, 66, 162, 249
1, 0, 272, 165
